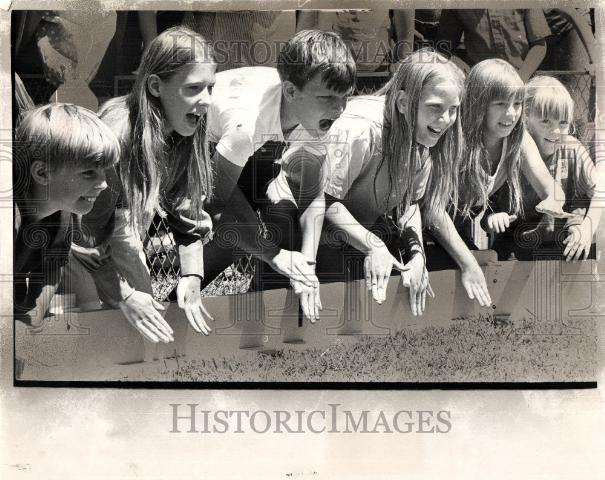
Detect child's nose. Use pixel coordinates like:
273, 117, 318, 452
96, 170, 108, 190
198, 88, 212, 107
437, 110, 452, 125
332, 96, 347, 116
505, 104, 518, 117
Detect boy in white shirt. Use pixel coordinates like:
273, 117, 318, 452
203, 30, 356, 321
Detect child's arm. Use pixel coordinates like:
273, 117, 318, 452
325, 198, 407, 304
296, 193, 324, 323
213, 150, 317, 288
562, 142, 601, 261
295, 155, 326, 322
72, 184, 174, 343
429, 211, 492, 307
397, 203, 433, 316
520, 130, 567, 213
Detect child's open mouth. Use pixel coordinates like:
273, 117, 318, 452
186, 113, 202, 126
80, 195, 98, 203
498, 121, 514, 128
544, 138, 558, 144
319, 118, 335, 132
427, 125, 442, 136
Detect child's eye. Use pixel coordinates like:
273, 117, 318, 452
81, 170, 95, 178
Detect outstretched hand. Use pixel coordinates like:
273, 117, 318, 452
176, 275, 213, 335
563, 219, 593, 262
485, 213, 518, 234
269, 249, 317, 288
119, 290, 174, 343
401, 254, 434, 316
291, 276, 322, 323
364, 244, 410, 304
460, 261, 491, 307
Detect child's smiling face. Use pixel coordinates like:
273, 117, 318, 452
155, 62, 216, 137
484, 96, 523, 141
47, 164, 108, 215
526, 110, 571, 157
414, 79, 460, 148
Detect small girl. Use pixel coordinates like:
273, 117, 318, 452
71, 26, 216, 337
458, 59, 567, 248
317, 49, 492, 316
492, 75, 598, 261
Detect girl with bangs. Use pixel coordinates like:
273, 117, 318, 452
70, 26, 217, 340
318, 50, 492, 316
458, 59, 567, 245
491, 75, 599, 261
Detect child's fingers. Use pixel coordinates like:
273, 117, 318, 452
475, 283, 492, 307
302, 294, 315, 323
392, 259, 411, 273
145, 317, 172, 343
427, 282, 435, 298
409, 284, 418, 316
364, 257, 372, 291
381, 272, 390, 303
151, 313, 174, 338
572, 244, 586, 263
508, 214, 518, 223
184, 307, 202, 335
137, 322, 159, 343
152, 299, 166, 311
199, 302, 215, 323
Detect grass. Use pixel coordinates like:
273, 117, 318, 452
143, 234, 596, 383
142, 313, 596, 383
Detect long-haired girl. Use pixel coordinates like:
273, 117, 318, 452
73, 26, 216, 338
319, 49, 492, 316
459, 59, 567, 240
493, 75, 598, 261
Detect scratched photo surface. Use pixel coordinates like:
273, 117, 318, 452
9, 6, 602, 384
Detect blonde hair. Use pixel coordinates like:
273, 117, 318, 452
100, 26, 215, 231
525, 75, 574, 122
460, 59, 525, 217
14, 103, 119, 197
375, 49, 465, 224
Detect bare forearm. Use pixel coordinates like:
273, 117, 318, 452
325, 202, 382, 254
299, 194, 325, 260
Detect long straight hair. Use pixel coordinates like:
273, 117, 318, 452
459, 59, 525, 217
100, 26, 215, 231
375, 49, 464, 225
